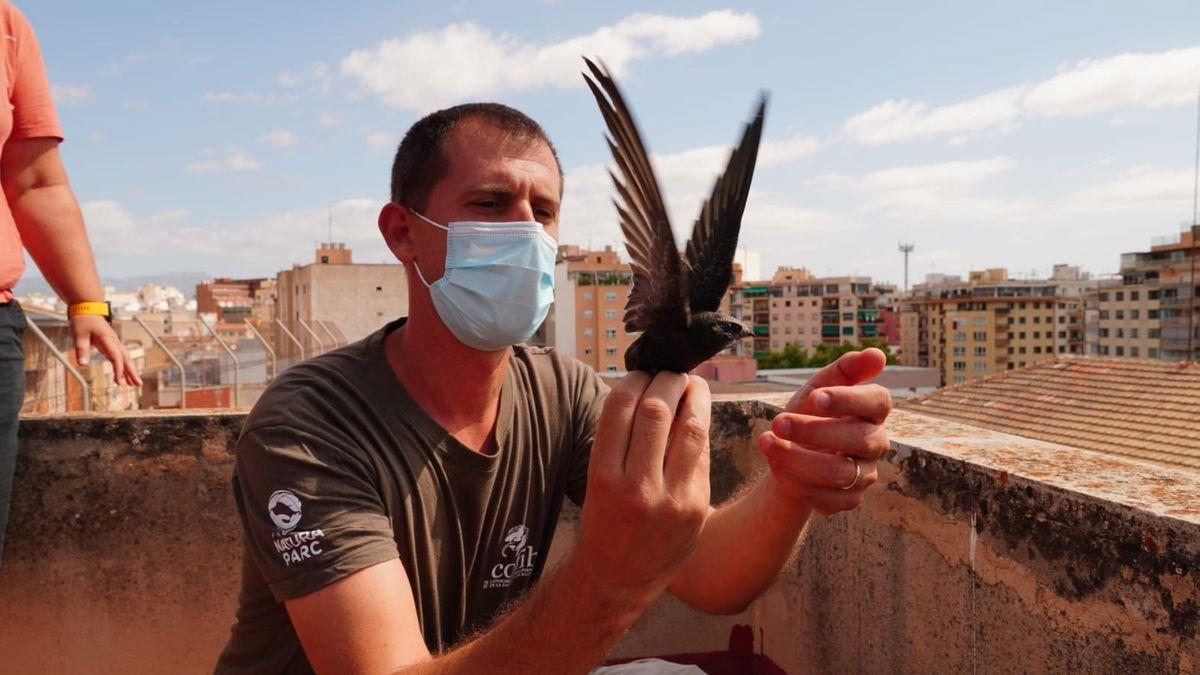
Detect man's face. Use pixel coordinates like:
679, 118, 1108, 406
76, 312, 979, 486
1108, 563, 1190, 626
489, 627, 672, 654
403, 119, 562, 283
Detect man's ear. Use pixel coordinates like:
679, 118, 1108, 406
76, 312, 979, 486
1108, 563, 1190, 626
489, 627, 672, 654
379, 202, 415, 263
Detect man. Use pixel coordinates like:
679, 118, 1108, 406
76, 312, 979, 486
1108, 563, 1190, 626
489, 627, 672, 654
217, 103, 891, 674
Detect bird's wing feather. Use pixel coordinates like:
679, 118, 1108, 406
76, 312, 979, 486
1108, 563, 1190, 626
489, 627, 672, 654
684, 96, 767, 313
582, 57, 688, 334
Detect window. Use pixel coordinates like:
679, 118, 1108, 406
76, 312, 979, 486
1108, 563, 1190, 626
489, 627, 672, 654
1131, 328, 1139, 339
584, 291, 593, 300
1116, 328, 1124, 338
605, 365, 619, 373
842, 312, 853, 320
973, 346, 987, 356
1058, 331, 1066, 339
842, 326, 853, 335
1116, 346, 1124, 357
785, 327, 792, 335
1131, 346, 1140, 357
604, 309, 617, 320
1033, 316, 1040, 324
1115, 310, 1124, 320
584, 348, 593, 356
1058, 345, 1065, 353
605, 347, 618, 356
785, 300, 792, 307
1130, 309, 1139, 319
973, 361, 987, 371
1033, 346, 1042, 354
954, 331, 967, 341
1149, 347, 1159, 358
1149, 290, 1160, 300
1099, 310, 1109, 320
973, 316, 987, 326
1099, 292, 1109, 301
1033, 331, 1040, 339
583, 310, 593, 319
1019, 332, 1027, 339
953, 376, 966, 384
1131, 291, 1140, 301
1149, 309, 1159, 319
1116, 291, 1124, 301
772, 326, 780, 334
604, 329, 617, 338
972, 332, 987, 341
1019, 316, 1027, 324
584, 328, 593, 336
952, 361, 966, 371
605, 291, 617, 301
953, 346, 965, 356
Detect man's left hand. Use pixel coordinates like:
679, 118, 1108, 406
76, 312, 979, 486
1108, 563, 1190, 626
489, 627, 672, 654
758, 348, 891, 516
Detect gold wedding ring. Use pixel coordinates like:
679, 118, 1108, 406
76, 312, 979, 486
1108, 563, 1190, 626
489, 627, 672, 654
840, 456, 861, 491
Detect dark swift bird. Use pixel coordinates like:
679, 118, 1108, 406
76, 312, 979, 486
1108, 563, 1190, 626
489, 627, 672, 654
581, 57, 765, 374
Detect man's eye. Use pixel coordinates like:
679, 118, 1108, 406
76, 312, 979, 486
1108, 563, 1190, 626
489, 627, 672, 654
474, 200, 502, 209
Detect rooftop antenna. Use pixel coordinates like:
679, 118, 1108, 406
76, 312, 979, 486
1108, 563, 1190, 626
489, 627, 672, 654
898, 242, 915, 293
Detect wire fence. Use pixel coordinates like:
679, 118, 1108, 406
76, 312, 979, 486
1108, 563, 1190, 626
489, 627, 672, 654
19, 312, 350, 415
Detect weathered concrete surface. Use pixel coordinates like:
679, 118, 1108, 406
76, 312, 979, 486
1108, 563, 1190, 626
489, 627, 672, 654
1, 402, 1197, 674
0, 410, 247, 674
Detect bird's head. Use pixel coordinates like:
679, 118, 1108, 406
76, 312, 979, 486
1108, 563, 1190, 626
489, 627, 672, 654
720, 319, 756, 341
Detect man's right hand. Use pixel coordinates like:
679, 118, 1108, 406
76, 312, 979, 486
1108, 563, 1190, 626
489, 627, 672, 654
570, 371, 713, 606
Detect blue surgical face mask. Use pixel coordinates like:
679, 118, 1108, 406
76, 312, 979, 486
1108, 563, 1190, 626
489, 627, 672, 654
410, 209, 556, 352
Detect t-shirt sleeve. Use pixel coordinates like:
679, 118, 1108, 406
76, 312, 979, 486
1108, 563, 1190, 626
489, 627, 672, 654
565, 361, 609, 506
7, 6, 63, 141
232, 423, 399, 601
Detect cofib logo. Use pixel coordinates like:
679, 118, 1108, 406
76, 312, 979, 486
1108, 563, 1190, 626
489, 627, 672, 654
484, 524, 538, 590
268, 490, 302, 533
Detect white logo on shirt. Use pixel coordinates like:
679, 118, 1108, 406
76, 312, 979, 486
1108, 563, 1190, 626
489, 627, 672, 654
268, 489, 302, 533
484, 524, 538, 589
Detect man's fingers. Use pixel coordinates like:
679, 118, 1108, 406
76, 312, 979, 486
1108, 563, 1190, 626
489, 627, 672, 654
759, 431, 879, 490
771, 413, 890, 459
590, 371, 653, 481
765, 462, 869, 515
664, 375, 712, 492
786, 348, 887, 413
74, 332, 91, 367
625, 371, 689, 482
804, 384, 892, 424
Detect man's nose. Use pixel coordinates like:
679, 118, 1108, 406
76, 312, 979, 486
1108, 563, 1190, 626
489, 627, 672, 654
507, 201, 536, 222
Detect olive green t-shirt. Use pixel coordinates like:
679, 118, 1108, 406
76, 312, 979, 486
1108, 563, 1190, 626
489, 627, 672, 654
216, 318, 607, 674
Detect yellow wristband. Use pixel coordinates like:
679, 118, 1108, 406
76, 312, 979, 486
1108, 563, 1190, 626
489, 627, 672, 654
68, 301, 112, 320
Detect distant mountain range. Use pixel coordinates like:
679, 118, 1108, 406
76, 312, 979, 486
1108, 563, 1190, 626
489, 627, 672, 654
13, 271, 213, 299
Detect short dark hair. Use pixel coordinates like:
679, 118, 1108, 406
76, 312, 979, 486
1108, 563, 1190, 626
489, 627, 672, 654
389, 102, 563, 210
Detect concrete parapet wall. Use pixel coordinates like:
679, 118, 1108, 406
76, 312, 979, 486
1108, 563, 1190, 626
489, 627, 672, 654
0, 402, 1196, 673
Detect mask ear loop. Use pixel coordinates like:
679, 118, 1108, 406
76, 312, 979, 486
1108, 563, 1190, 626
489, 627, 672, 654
407, 207, 449, 289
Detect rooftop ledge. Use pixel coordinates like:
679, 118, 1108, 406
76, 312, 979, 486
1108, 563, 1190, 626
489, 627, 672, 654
2, 399, 1197, 673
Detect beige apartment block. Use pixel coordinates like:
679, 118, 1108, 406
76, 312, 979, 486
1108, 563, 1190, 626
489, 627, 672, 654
274, 243, 408, 360
1089, 225, 1198, 362
551, 245, 635, 373
900, 266, 1090, 386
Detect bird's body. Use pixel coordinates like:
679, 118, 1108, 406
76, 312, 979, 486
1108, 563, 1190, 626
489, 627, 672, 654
582, 58, 766, 374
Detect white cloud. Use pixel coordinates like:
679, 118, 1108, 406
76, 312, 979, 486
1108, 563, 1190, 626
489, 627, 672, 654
100, 52, 144, 77
202, 91, 263, 103
816, 156, 1033, 221
81, 198, 389, 266
341, 10, 761, 111
1058, 166, 1196, 214
842, 45, 1200, 145
364, 130, 398, 151
261, 129, 299, 149
278, 61, 332, 95
1025, 47, 1200, 117
51, 83, 92, 107
841, 87, 1025, 145
185, 148, 262, 173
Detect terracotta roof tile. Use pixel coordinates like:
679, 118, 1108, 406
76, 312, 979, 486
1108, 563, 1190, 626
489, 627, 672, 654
897, 357, 1200, 472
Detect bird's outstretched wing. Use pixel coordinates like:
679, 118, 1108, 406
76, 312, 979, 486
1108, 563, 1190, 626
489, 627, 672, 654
684, 96, 767, 313
582, 57, 688, 334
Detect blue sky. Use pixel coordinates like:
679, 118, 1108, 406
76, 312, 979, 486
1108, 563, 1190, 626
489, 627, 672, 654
21, 1, 1200, 289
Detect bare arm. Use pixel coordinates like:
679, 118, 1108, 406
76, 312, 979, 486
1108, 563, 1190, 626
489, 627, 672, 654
668, 350, 892, 614
287, 373, 713, 674
3, 138, 139, 384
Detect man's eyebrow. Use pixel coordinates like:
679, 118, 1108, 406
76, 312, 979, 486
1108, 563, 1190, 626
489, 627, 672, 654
463, 184, 513, 196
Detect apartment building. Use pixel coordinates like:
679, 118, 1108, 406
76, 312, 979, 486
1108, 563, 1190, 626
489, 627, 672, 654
195, 277, 274, 324
1089, 225, 1198, 361
274, 243, 407, 359
900, 266, 1091, 386
551, 245, 635, 373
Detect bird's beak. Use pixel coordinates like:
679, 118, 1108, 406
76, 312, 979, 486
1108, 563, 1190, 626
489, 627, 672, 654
740, 323, 755, 339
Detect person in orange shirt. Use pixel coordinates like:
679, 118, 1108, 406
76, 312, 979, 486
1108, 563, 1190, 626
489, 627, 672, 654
0, 1, 141, 566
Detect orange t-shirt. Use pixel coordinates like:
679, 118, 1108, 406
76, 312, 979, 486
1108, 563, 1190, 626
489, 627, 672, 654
0, 1, 63, 303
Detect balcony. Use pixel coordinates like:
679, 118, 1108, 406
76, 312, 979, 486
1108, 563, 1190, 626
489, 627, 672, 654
0, 405, 1196, 673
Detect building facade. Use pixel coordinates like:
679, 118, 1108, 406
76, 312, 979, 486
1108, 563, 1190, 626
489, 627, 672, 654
195, 277, 274, 324
273, 244, 408, 361
551, 245, 635, 373
1089, 225, 1198, 362
900, 266, 1091, 386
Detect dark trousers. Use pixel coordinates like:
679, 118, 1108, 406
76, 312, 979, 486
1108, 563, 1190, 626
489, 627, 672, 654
0, 300, 25, 567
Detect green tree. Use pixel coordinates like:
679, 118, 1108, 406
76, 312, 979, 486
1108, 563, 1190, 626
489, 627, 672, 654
755, 339, 899, 369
